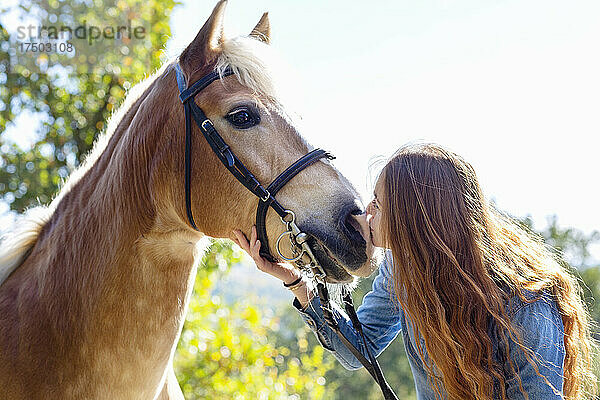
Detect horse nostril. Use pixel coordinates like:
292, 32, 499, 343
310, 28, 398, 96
345, 214, 360, 234
341, 207, 365, 244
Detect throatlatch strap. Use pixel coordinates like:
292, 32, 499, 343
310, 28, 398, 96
183, 101, 198, 230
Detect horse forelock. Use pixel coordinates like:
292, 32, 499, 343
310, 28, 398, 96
216, 35, 300, 117
214, 34, 312, 160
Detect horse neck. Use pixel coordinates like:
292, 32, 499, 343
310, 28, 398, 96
32, 75, 198, 339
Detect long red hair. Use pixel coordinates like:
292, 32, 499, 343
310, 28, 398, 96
378, 143, 596, 399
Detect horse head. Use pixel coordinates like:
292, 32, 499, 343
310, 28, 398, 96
160, 1, 375, 282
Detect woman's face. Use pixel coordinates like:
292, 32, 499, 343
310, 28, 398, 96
367, 177, 386, 248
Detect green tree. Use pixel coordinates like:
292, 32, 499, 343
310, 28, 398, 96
580, 267, 600, 331
520, 215, 600, 269
0, 0, 175, 210
174, 241, 337, 400
521, 216, 600, 331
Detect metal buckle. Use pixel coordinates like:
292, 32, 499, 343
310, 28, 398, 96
310, 264, 327, 282
201, 119, 213, 131
260, 189, 271, 202
275, 209, 328, 283
281, 210, 295, 225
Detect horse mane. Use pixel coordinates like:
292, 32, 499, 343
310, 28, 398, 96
0, 207, 52, 285
0, 62, 169, 286
0, 34, 291, 287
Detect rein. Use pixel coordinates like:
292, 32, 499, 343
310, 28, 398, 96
174, 62, 399, 400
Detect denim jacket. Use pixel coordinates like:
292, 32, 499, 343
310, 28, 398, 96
293, 251, 565, 399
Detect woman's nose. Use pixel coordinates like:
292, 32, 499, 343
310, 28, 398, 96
366, 200, 374, 216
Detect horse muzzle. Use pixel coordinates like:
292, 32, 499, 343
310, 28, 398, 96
295, 203, 375, 283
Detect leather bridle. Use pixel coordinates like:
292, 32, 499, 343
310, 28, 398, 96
174, 62, 399, 400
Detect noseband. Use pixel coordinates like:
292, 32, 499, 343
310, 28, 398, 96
174, 62, 399, 400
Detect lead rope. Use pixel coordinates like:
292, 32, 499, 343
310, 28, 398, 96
316, 282, 399, 400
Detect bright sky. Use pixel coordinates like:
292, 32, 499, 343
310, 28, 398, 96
2, 1, 598, 262
168, 0, 600, 247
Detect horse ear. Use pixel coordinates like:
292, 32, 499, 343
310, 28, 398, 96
249, 12, 270, 44
180, 0, 227, 71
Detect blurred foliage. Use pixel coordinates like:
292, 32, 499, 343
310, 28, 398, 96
580, 266, 600, 334
520, 214, 600, 269
175, 240, 337, 400
0, 0, 175, 210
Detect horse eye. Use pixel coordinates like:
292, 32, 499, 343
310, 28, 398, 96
226, 107, 260, 129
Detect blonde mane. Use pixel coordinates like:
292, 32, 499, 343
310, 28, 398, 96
217, 35, 301, 120
0, 62, 170, 287
217, 36, 280, 102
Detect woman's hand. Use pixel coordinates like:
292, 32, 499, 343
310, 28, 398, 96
232, 226, 313, 308
232, 226, 299, 285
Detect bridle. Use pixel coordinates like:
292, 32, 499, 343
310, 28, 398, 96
174, 62, 399, 400
174, 63, 329, 275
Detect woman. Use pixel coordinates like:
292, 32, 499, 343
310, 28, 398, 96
233, 143, 596, 399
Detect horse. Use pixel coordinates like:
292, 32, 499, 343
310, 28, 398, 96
0, 1, 374, 399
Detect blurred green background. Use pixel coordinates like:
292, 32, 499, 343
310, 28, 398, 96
1, 0, 598, 398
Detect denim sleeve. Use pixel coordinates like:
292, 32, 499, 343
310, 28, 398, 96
293, 252, 403, 370
504, 295, 565, 399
